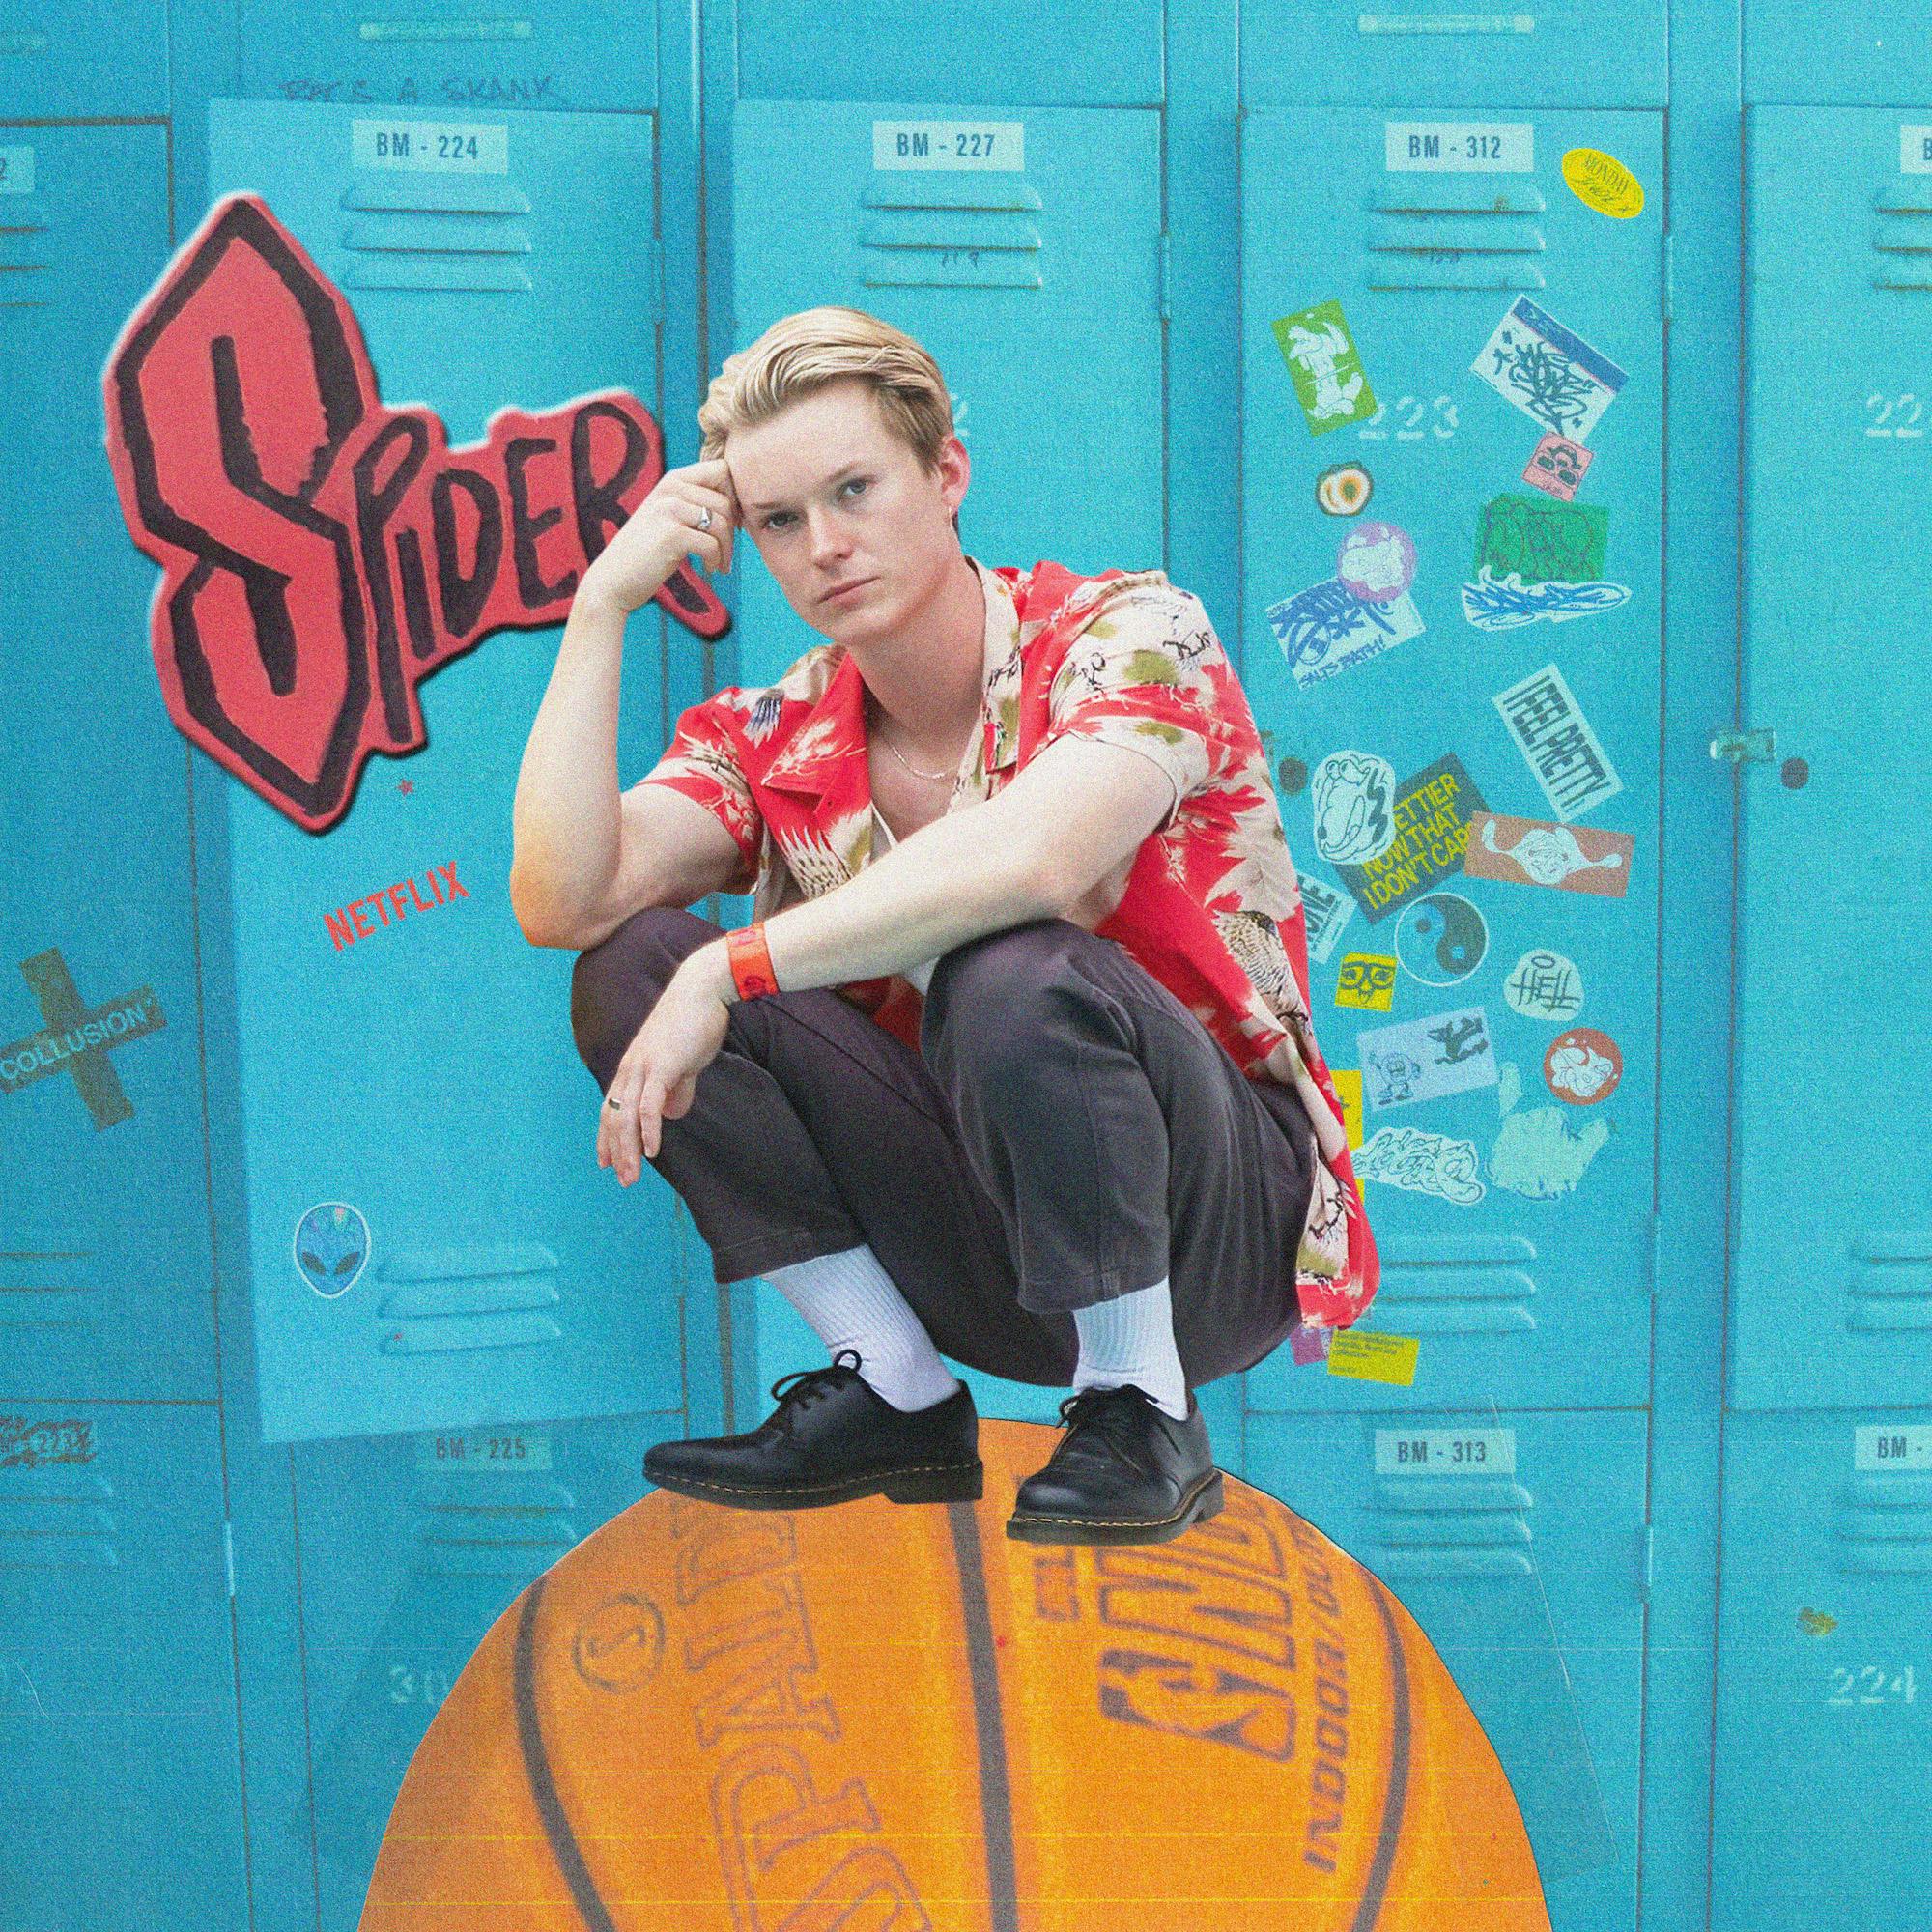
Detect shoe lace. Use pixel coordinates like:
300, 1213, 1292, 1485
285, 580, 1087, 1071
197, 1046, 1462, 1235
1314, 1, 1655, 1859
1052, 1382, 1164, 1473
765, 1348, 865, 1431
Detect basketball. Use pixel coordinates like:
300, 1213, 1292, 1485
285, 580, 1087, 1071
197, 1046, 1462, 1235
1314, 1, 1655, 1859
359, 1418, 1549, 1929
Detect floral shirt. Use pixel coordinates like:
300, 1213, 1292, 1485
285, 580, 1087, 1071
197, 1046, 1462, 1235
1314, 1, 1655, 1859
637, 555, 1379, 1330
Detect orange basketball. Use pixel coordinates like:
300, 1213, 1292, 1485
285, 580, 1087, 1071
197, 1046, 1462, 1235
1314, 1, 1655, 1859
360, 1418, 1549, 1930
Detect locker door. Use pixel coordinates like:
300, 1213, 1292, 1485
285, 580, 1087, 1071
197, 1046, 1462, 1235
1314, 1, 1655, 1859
727, 99, 1165, 688
1241, 108, 1664, 1415
0, 2, 167, 115
728, 99, 1166, 1413
204, 99, 685, 1442
1247, 1409, 1637, 1932
1734, 107, 1932, 1412
0, 1404, 246, 1932
0, 122, 221, 1402
236, 0, 656, 114
1711, 1410, 1932, 1932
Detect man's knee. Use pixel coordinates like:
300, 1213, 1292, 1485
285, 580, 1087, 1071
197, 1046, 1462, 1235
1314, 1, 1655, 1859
569, 903, 717, 1077
922, 919, 1107, 1074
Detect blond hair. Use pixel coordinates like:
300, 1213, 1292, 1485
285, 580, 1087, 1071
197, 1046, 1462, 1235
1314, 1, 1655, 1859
698, 307, 958, 519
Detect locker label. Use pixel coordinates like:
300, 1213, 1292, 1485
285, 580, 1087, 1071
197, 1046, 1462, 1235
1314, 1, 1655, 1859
872, 122, 1024, 170
416, 1429, 553, 1471
1855, 1424, 1932, 1470
1900, 127, 1932, 173
352, 118, 508, 173
0, 147, 33, 195
1375, 1428, 1515, 1472
1384, 122, 1533, 173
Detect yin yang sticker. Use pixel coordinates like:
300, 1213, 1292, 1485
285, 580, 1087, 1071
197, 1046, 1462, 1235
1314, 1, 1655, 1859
1394, 892, 1489, 986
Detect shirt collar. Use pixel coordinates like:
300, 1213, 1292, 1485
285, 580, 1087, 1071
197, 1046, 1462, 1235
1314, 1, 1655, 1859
763, 554, 1021, 798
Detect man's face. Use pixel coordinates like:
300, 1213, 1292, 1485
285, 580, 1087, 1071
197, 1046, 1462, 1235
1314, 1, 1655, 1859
726, 376, 968, 639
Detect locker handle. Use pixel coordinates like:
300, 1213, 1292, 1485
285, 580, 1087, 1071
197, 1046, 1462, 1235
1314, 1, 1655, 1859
1709, 728, 1775, 764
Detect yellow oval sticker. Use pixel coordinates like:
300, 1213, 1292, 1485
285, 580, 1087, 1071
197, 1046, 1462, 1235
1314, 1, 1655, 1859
1562, 147, 1644, 219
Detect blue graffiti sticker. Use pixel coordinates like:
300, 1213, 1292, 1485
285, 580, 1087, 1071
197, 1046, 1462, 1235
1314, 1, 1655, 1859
1267, 576, 1424, 690
294, 1202, 370, 1297
1461, 566, 1631, 631
1471, 296, 1628, 442
1359, 1005, 1499, 1110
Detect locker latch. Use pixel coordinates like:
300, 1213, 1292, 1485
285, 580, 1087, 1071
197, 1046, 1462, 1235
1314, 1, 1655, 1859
1708, 728, 1776, 764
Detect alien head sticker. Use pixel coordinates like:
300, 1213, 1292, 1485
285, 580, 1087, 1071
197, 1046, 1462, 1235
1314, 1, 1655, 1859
295, 1202, 370, 1297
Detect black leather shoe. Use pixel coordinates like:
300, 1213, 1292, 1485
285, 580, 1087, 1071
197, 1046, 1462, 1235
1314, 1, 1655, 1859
1006, 1383, 1222, 1545
642, 1348, 982, 1510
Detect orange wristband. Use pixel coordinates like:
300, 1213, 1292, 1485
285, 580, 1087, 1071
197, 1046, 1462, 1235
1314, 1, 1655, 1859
724, 923, 780, 999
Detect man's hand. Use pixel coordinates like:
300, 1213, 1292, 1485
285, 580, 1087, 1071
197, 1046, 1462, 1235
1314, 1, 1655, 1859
596, 942, 734, 1182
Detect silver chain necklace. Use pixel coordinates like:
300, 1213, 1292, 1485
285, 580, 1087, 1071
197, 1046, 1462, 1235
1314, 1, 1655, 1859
867, 696, 962, 782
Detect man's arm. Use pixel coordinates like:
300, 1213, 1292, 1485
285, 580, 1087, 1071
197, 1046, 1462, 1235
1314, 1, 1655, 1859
687, 733, 1178, 997
511, 590, 753, 950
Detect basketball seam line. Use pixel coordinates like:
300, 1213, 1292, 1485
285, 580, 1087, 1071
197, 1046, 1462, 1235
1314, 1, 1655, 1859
645, 1458, 983, 1494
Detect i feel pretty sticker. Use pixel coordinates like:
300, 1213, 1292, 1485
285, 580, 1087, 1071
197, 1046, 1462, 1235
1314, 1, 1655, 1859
1493, 664, 1624, 821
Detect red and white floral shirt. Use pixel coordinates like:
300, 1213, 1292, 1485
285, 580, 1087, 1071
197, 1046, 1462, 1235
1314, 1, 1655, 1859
637, 555, 1379, 1330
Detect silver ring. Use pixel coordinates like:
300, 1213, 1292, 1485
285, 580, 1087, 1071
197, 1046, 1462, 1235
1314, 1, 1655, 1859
606, 1096, 620, 1108
696, 505, 713, 531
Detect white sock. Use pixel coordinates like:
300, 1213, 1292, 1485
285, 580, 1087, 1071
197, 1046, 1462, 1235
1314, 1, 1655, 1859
1071, 1275, 1189, 1419
762, 1243, 963, 1413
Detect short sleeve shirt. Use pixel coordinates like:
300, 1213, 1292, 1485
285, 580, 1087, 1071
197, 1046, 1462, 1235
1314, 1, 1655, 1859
635, 554, 1379, 1331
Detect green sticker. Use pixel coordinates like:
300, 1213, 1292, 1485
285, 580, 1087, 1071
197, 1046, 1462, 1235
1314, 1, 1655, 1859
1270, 298, 1378, 435
1473, 492, 1609, 585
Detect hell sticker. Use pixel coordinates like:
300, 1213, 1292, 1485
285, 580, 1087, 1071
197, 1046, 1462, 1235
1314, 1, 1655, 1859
1505, 949, 1586, 1020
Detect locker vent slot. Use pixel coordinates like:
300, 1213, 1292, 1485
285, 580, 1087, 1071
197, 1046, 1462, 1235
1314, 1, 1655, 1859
356, 17, 536, 42
411, 1465, 575, 1577
339, 177, 534, 293
0, 1456, 118, 1574
1369, 1471, 1536, 1579
1835, 1472, 1932, 1575
1872, 183, 1932, 290
1365, 1230, 1540, 1334
1846, 1231, 1932, 1330
376, 1242, 562, 1353
0, 1236, 99, 1341
858, 178, 1045, 290
0, 212, 48, 309
1356, 14, 1539, 33
1365, 183, 1547, 292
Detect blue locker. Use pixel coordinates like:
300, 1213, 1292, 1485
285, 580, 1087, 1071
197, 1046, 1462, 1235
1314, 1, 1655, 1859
1241, 1, 1666, 113
0, 122, 222, 1403
1711, 1409, 1932, 1932
0, 1402, 246, 1930
1247, 1406, 1639, 1932
1743, 3, 1932, 106
0, 2, 167, 115
1735, 106, 1932, 1413
202, 99, 686, 1442
236, 0, 655, 114
725, 97, 1166, 1415
736, 0, 1163, 106
1241, 107, 1664, 1416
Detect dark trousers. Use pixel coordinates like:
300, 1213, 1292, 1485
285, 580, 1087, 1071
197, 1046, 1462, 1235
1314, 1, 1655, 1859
569, 907, 1320, 1391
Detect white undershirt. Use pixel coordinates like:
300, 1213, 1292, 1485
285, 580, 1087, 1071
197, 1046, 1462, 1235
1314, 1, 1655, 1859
869, 807, 938, 995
